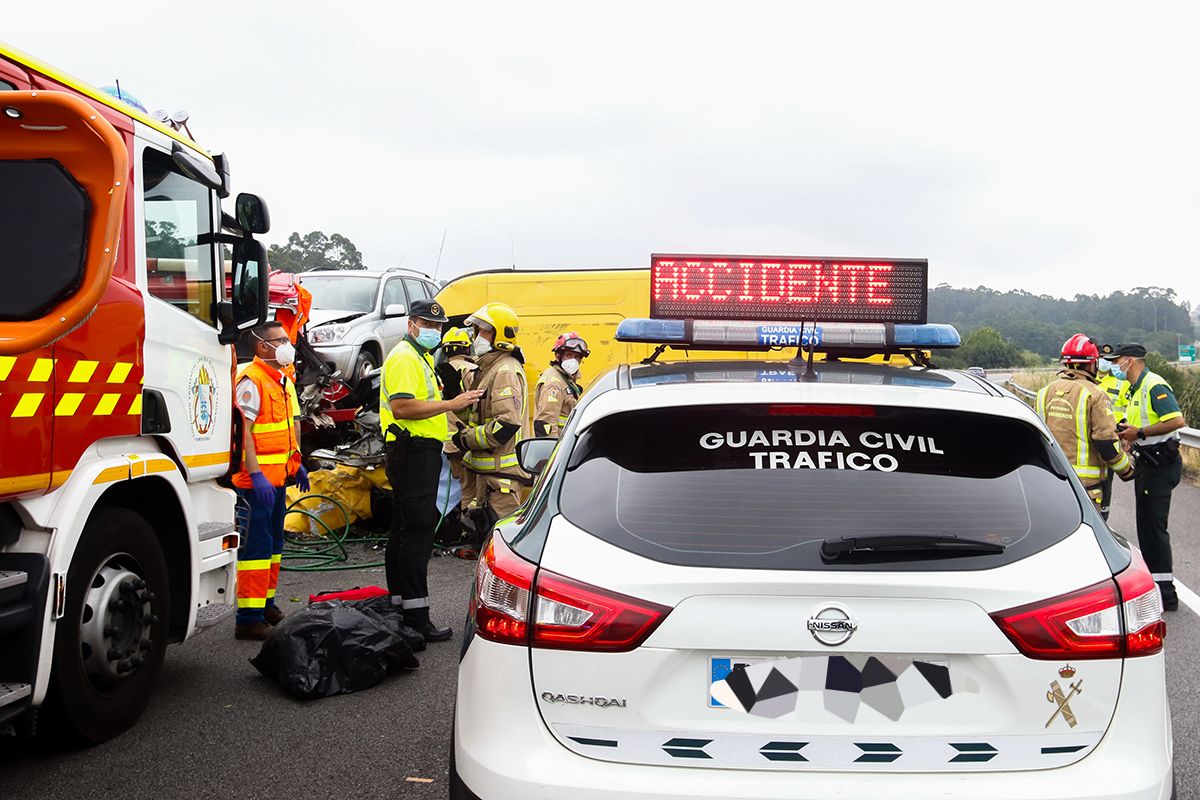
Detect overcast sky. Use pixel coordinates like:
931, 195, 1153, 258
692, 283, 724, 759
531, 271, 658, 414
8, 2, 1200, 306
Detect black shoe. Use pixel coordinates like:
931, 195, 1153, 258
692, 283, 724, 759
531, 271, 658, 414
1163, 594, 1180, 612
409, 619, 453, 642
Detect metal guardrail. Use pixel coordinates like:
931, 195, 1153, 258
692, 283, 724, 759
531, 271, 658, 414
1005, 380, 1199, 450
1004, 379, 1038, 402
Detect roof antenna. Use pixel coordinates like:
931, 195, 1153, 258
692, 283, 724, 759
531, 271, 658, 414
509, 234, 516, 269
433, 228, 447, 279
799, 320, 820, 382
115, 78, 123, 101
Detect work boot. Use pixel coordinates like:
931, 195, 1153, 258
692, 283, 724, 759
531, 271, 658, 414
407, 616, 453, 643
264, 606, 285, 626
235, 621, 272, 641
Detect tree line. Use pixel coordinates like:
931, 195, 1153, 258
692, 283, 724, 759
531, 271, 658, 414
268, 231, 364, 273
930, 285, 1195, 368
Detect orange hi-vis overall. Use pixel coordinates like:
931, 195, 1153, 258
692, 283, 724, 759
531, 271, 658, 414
232, 358, 300, 623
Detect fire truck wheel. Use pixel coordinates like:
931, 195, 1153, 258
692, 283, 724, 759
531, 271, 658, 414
46, 507, 171, 744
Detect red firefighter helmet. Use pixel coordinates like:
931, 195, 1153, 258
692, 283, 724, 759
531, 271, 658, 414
1060, 333, 1099, 364
552, 332, 590, 356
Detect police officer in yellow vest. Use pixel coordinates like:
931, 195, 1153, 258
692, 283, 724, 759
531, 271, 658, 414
1095, 343, 1130, 519
232, 321, 308, 641
534, 332, 588, 439
381, 300, 482, 641
1035, 334, 1134, 523
451, 303, 529, 543
1112, 343, 1189, 611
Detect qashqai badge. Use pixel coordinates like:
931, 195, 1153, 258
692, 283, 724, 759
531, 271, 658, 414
807, 603, 858, 647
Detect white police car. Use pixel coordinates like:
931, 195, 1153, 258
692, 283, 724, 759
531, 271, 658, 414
450, 256, 1171, 800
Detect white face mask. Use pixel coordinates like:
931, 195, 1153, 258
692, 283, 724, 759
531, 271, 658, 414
274, 341, 296, 367
560, 357, 580, 376
472, 336, 493, 357
256, 332, 296, 367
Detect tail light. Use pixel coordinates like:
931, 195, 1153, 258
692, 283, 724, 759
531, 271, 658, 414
472, 534, 672, 652
991, 552, 1165, 659
768, 404, 875, 417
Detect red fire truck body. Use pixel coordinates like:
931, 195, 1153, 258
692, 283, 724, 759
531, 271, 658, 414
0, 44, 269, 741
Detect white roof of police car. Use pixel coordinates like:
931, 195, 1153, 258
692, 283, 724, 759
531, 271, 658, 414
573, 359, 1038, 431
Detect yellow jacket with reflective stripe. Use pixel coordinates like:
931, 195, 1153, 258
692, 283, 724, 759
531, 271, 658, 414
1036, 369, 1130, 487
233, 358, 301, 488
1097, 373, 1127, 423
1125, 370, 1182, 445
380, 338, 448, 442
460, 350, 528, 476
534, 364, 581, 438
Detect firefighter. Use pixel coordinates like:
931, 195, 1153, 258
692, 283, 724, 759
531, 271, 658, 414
380, 300, 482, 641
1112, 343, 1189, 611
1035, 334, 1134, 524
533, 332, 589, 438
452, 303, 529, 541
1095, 343, 1129, 518
232, 321, 309, 641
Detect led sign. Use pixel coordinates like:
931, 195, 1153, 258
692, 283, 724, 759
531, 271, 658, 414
651, 254, 928, 324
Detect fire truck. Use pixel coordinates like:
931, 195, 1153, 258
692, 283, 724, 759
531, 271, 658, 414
0, 45, 270, 742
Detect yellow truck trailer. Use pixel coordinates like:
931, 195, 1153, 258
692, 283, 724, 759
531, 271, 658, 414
436, 267, 803, 397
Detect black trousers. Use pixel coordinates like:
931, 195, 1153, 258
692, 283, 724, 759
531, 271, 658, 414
383, 439, 443, 620
1099, 471, 1114, 521
1133, 455, 1183, 598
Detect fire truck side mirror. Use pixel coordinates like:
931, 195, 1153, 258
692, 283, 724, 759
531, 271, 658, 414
235, 193, 270, 235
218, 238, 269, 344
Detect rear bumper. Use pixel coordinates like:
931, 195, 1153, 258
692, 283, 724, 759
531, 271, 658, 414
452, 639, 1172, 800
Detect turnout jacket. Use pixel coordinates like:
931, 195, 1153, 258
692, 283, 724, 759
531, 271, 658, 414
533, 364, 582, 438
456, 349, 528, 479
1036, 368, 1133, 487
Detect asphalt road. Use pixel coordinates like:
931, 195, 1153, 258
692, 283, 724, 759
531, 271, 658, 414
2, 479, 1198, 799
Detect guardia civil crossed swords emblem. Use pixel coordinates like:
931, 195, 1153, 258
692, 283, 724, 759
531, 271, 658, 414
1045, 665, 1082, 729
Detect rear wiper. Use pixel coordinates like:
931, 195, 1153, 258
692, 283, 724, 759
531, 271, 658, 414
820, 533, 1006, 562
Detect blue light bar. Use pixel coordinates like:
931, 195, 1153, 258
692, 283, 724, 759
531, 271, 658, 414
892, 323, 961, 348
615, 318, 687, 343
615, 317, 961, 350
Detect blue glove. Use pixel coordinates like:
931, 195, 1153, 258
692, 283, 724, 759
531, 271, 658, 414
250, 471, 276, 509
296, 465, 310, 493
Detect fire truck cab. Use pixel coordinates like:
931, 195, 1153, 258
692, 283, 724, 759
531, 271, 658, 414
0, 45, 270, 742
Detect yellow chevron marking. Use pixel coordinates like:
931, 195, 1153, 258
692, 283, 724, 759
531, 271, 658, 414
68, 361, 99, 382
29, 359, 54, 382
94, 393, 121, 416
107, 363, 133, 383
55, 393, 85, 416
13, 393, 44, 417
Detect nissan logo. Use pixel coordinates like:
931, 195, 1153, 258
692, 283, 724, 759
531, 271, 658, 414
807, 603, 858, 646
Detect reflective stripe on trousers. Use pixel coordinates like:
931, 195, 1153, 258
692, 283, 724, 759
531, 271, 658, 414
463, 452, 520, 472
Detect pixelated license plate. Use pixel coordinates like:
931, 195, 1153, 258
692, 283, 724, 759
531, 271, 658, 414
709, 655, 776, 708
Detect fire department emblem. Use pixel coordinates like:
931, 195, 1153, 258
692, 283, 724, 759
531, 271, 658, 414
188, 358, 218, 440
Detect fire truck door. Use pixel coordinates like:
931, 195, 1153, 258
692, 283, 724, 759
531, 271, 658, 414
137, 139, 234, 480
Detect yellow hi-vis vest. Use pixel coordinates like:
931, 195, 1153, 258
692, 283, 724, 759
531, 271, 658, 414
1124, 371, 1181, 446
1097, 373, 1127, 423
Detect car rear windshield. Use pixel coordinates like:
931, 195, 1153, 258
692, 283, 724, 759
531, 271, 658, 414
559, 404, 1083, 571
